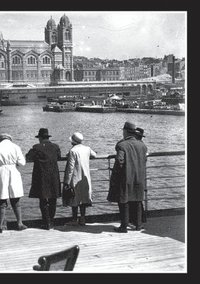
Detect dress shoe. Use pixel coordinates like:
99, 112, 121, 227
41, 223, 53, 230
114, 226, 127, 233
79, 217, 86, 226
136, 225, 144, 231
127, 223, 136, 230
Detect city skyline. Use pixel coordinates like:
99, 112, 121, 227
0, 11, 186, 61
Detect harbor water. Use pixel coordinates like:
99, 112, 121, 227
0, 103, 186, 220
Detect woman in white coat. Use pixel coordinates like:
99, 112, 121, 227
0, 133, 27, 233
63, 132, 96, 225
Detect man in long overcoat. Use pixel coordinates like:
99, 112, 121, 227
26, 128, 61, 230
107, 121, 147, 233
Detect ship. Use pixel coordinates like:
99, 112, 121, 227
76, 104, 116, 113
43, 102, 76, 112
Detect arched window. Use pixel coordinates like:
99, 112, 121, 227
0, 54, 5, 68
52, 32, 57, 42
65, 30, 70, 40
42, 56, 51, 65
27, 56, 36, 65
12, 55, 21, 65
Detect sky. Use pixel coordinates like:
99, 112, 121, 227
0, 11, 186, 60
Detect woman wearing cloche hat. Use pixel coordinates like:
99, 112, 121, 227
63, 131, 97, 226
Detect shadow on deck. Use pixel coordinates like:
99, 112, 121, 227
55, 214, 185, 243
6, 207, 185, 242
0, 210, 186, 273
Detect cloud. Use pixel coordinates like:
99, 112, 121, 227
0, 11, 186, 60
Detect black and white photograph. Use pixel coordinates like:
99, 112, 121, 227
0, 10, 186, 273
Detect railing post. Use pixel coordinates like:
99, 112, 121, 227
144, 162, 148, 212
108, 158, 111, 180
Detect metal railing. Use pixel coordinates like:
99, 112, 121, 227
90, 150, 185, 212
6, 150, 185, 222
59, 150, 185, 213
145, 151, 185, 212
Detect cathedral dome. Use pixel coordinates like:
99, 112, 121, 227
59, 14, 71, 27
46, 17, 56, 29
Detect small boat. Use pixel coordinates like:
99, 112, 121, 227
47, 95, 84, 104
43, 102, 76, 112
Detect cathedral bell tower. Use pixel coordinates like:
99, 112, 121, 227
57, 14, 74, 81
45, 16, 57, 48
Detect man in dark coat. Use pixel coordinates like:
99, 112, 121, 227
107, 121, 147, 233
26, 128, 61, 230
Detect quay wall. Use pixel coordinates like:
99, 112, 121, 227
0, 82, 155, 105
116, 108, 185, 116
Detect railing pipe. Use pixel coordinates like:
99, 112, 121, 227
25, 150, 185, 216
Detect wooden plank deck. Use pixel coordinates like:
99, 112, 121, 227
0, 215, 186, 273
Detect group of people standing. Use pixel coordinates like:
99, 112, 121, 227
0, 120, 147, 234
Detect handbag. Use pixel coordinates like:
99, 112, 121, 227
62, 184, 75, 200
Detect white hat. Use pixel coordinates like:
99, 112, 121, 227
0, 133, 12, 141
69, 132, 83, 144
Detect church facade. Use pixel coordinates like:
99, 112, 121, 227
0, 14, 74, 86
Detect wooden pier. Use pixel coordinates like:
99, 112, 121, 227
0, 214, 186, 273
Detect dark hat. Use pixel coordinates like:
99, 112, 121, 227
135, 127, 145, 137
35, 128, 52, 138
123, 121, 136, 133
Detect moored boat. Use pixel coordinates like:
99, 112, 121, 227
43, 102, 76, 112
76, 105, 116, 113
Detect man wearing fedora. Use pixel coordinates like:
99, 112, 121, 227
63, 131, 96, 226
107, 121, 147, 233
135, 127, 145, 141
26, 128, 61, 230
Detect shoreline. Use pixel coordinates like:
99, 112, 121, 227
116, 107, 185, 116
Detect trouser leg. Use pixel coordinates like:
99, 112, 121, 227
79, 204, 86, 225
135, 201, 143, 229
0, 200, 7, 231
129, 201, 141, 226
39, 198, 46, 221
39, 199, 51, 228
72, 206, 78, 221
129, 201, 135, 225
48, 198, 57, 221
118, 202, 129, 229
80, 204, 86, 217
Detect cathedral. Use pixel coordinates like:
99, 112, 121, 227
0, 14, 74, 85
